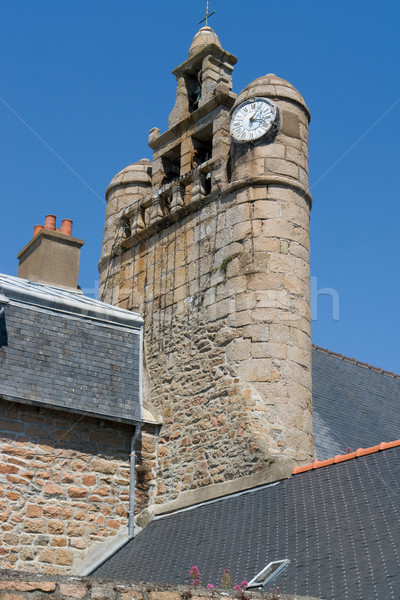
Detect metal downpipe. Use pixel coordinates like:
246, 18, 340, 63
128, 425, 141, 538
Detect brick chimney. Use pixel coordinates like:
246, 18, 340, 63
17, 215, 84, 290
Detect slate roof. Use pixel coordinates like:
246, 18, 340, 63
0, 274, 143, 424
312, 345, 400, 460
93, 444, 400, 600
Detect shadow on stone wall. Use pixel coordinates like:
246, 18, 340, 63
0, 312, 8, 348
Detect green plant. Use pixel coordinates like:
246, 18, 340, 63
135, 463, 149, 481
220, 255, 233, 274
221, 568, 232, 589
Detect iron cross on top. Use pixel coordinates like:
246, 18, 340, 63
199, 0, 216, 26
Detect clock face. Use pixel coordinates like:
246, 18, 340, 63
230, 97, 277, 143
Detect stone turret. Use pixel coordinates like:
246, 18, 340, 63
226, 73, 313, 464
99, 159, 152, 307
99, 29, 313, 511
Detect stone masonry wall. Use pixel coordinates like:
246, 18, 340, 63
0, 570, 322, 600
99, 42, 312, 510
100, 180, 312, 507
0, 399, 135, 574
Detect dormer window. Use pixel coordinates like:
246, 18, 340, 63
246, 559, 290, 590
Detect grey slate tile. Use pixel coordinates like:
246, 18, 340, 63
93, 447, 400, 600
312, 347, 400, 459
0, 297, 141, 424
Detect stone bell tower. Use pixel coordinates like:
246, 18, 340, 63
99, 27, 312, 508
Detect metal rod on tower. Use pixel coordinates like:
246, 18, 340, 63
199, 0, 216, 25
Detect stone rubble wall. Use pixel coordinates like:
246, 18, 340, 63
0, 570, 322, 600
0, 399, 136, 574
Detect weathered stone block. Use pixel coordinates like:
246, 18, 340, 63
239, 358, 278, 382
281, 109, 300, 138
252, 199, 281, 220
227, 309, 253, 327
24, 520, 46, 534
241, 324, 270, 342
246, 272, 284, 291
55, 548, 74, 566
59, 584, 87, 598
47, 520, 65, 535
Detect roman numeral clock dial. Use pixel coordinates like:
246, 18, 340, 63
230, 97, 278, 143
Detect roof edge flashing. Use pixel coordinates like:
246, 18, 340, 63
0, 275, 143, 329
135, 457, 294, 528
0, 393, 143, 426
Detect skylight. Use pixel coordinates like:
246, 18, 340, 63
246, 559, 290, 589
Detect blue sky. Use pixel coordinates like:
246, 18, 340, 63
1, 1, 399, 373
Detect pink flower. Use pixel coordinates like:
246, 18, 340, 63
192, 579, 201, 587
190, 566, 201, 579
234, 585, 241, 590
241, 581, 249, 588
207, 584, 215, 588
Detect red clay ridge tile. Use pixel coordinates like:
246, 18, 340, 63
334, 452, 356, 463
292, 440, 400, 475
312, 344, 400, 379
292, 464, 314, 474
381, 440, 400, 449
356, 445, 380, 456
313, 458, 334, 469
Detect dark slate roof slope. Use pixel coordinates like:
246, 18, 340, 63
312, 345, 400, 459
93, 445, 400, 600
0, 273, 143, 424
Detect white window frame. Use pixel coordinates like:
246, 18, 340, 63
246, 559, 290, 589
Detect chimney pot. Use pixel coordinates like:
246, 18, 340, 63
61, 219, 73, 237
17, 215, 84, 290
33, 225, 44, 237
44, 215, 57, 230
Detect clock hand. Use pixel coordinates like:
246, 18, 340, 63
250, 106, 262, 122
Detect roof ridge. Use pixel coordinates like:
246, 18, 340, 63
312, 343, 400, 379
292, 440, 400, 475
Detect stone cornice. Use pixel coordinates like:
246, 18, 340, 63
148, 91, 236, 150
99, 171, 312, 259
172, 44, 237, 77
224, 176, 312, 208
